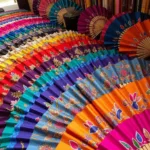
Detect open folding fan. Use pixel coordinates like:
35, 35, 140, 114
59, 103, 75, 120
0, 49, 117, 149
119, 19, 150, 58
33, 0, 41, 15
1, 40, 102, 148
0, 22, 60, 54
98, 110, 150, 150
100, 12, 150, 48
0, 32, 100, 132
49, 0, 82, 26
3, 56, 150, 149
38, 0, 57, 18
1, 51, 150, 149
78, 6, 111, 39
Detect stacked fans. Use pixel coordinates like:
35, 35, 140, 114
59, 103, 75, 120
0, 2, 150, 150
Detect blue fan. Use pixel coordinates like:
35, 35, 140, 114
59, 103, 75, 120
49, 0, 82, 25
100, 12, 150, 48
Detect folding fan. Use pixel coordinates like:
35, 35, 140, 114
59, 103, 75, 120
6, 57, 150, 149
100, 12, 150, 48
0, 22, 60, 53
1, 53, 150, 149
0, 49, 118, 149
0, 18, 50, 37
23, 76, 150, 150
78, 6, 111, 39
0, 33, 99, 109
0, 31, 96, 73
49, 0, 82, 25
0, 9, 28, 17
98, 110, 150, 150
0, 34, 99, 138
119, 19, 150, 58
33, 0, 41, 15
38, 0, 57, 18
0, 13, 34, 25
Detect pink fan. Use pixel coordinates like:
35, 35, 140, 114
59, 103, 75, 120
38, 0, 57, 18
78, 6, 112, 39
98, 109, 150, 150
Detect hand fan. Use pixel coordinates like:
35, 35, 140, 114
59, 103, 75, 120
100, 12, 150, 48
0, 23, 59, 53
17, 62, 150, 149
33, 0, 41, 15
98, 109, 150, 150
2, 54, 150, 149
0, 32, 92, 97
0, 31, 95, 76
0, 36, 100, 128
0, 50, 118, 149
0, 18, 51, 37
0, 31, 92, 75
0, 9, 28, 17
0, 13, 34, 26
78, 6, 111, 39
49, 0, 82, 25
39, 0, 57, 18
119, 19, 150, 58
0, 12, 34, 22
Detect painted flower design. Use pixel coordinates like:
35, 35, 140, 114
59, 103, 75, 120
53, 58, 62, 67
42, 55, 50, 62
11, 100, 18, 111
111, 103, 122, 120
63, 57, 71, 63
11, 73, 20, 82
39, 145, 53, 150
120, 69, 128, 77
71, 108, 80, 115
42, 126, 48, 133
75, 49, 83, 55
69, 140, 81, 150
55, 122, 65, 129
129, 92, 141, 110
84, 121, 99, 134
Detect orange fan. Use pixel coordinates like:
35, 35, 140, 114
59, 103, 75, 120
38, 0, 57, 18
119, 19, 150, 58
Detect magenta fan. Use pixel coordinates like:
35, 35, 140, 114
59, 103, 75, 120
78, 6, 112, 39
38, 0, 57, 18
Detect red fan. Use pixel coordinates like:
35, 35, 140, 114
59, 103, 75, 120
38, 0, 57, 18
78, 6, 112, 39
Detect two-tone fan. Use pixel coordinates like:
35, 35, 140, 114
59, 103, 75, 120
49, 0, 82, 26
38, 0, 57, 18
100, 12, 150, 48
119, 19, 150, 58
78, 6, 111, 39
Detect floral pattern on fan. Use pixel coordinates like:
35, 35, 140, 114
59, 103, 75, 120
120, 129, 150, 150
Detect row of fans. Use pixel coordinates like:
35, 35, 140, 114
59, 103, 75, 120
0, 9, 150, 150
1, 7, 150, 59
